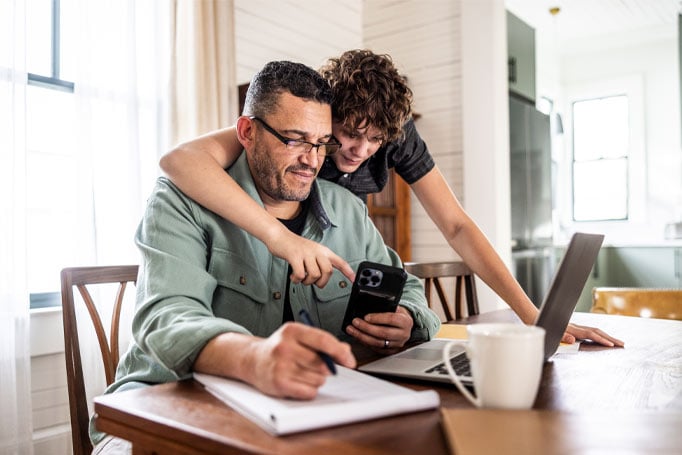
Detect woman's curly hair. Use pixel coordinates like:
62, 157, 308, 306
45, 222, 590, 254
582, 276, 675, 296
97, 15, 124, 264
319, 49, 413, 143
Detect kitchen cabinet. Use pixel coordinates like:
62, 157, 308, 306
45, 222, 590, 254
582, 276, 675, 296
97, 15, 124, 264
608, 247, 682, 288
574, 248, 611, 313
507, 11, 536, 102
570, 246, 682, 312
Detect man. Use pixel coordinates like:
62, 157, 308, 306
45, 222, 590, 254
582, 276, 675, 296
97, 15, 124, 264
91, 61, 440, 451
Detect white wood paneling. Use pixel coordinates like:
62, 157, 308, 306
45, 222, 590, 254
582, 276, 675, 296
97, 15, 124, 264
33, 425, 72, 455
30, 308, 64, 357
234, 0, 363, 84
31, 345, 71, 455
29, 305, 70, 454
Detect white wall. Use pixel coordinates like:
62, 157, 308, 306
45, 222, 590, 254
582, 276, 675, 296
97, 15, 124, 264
460, 1, 511, 311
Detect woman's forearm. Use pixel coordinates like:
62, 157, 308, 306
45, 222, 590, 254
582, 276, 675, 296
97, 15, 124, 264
160, 128, 287, 246
159, 125, 355, 283
411, 167, 539, 324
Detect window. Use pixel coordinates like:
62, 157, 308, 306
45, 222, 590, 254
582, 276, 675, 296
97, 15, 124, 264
26, 0, 80, 307
571, 95, 629, 221
22, 0, 169, 309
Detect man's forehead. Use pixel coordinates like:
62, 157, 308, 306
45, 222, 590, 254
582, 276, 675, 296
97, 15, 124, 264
270, 93, 332, 131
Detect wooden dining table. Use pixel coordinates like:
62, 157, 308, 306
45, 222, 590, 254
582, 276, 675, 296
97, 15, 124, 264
94, 311, 682, 454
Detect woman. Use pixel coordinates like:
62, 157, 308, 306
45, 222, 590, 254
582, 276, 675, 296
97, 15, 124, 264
160, 50, 623, 347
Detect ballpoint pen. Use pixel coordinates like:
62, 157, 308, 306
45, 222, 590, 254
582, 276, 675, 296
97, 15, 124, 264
298, 309, 337, 375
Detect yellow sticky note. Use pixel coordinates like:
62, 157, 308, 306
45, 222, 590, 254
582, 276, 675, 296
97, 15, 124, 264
435, 324, 468, 339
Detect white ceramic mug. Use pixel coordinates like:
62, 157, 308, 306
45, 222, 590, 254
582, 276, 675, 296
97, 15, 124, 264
443, 323, 545, 409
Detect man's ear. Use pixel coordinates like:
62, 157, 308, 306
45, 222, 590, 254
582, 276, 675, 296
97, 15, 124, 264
235, 116, 255, 150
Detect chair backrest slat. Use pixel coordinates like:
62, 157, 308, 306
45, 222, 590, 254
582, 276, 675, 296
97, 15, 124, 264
404, 261, 479, 321
110, 281, 128, 369
61, 265, 138, 455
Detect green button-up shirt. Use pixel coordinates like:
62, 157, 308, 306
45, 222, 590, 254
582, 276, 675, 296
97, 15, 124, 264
92, 154, 440, 443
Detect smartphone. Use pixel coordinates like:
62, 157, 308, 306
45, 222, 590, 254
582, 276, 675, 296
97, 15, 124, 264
341, 261, 407, 331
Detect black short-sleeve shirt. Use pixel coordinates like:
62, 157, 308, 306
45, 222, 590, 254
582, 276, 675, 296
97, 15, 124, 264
318, 119, 435, 202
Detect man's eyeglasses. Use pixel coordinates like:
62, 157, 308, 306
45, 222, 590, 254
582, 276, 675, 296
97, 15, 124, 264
250, 116, 341, 156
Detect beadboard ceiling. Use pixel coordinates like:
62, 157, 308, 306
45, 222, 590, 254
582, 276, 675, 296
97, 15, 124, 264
506, 0, 680, 49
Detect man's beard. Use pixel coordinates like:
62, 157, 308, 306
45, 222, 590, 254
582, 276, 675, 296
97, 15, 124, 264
249, 143, 317, 201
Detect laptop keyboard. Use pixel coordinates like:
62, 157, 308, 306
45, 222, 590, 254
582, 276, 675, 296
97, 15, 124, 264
425, 352, 471, 377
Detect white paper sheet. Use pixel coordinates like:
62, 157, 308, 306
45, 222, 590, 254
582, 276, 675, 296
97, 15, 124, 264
195, 366, 440, 435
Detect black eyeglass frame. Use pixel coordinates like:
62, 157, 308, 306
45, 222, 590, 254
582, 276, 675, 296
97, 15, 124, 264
250, 116, 341, 156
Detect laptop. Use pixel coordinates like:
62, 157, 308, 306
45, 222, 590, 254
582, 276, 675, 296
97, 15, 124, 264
358, 232, 604, 384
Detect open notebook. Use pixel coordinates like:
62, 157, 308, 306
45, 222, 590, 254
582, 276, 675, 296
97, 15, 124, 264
194, 366, 439, 435
359, 232, 604, 385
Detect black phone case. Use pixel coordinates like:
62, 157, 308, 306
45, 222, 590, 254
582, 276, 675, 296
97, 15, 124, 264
341, 261, 407, 332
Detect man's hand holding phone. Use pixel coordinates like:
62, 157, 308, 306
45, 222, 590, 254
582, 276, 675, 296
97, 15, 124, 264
342, 262, 414, 353
345, 306, 414, 354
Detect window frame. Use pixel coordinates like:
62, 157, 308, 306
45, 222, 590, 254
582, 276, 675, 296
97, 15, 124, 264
27, 0, 74, 93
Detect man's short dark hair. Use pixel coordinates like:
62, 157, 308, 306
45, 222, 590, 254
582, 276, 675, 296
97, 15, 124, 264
243, 61, 333, 117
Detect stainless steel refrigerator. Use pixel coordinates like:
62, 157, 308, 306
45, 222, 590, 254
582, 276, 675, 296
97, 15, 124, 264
509, 96, 554, 307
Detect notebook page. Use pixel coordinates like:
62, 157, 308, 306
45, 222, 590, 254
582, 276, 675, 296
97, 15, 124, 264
195, 366, 439, 435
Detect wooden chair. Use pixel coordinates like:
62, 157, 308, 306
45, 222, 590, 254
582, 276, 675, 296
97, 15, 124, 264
591, 287, 682, 321
60, 265, 138, 455
404, 261, 479, 321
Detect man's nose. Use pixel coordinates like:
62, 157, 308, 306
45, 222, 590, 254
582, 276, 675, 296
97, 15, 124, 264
299, 147, 321, 167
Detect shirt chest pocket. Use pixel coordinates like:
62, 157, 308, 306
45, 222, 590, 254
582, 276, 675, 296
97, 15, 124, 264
310, 269, 353, 336
208, 248, 277, 336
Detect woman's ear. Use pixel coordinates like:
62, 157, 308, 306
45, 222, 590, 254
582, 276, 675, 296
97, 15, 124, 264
235, 116, 255, 150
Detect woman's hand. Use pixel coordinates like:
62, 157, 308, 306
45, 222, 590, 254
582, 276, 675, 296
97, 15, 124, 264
345, 306, 414, 354
561, 323, 625, 347
266, 227, 355, 287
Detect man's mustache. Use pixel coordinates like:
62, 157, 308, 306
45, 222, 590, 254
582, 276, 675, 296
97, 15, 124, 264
286, 165, 318, 176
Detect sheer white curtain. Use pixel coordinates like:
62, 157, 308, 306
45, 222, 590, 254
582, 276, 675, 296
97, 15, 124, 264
69, 0, 237, 430
0, 0, 33, 453
71, 0, 171, 265
68, 0, 171, 417
2, 0, 170, 452
2, 0, 237, 449
171, 0, 238, 145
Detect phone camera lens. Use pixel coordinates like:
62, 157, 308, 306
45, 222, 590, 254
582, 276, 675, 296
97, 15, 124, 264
370, 275, 380, 283
359, 277, 369, 286
361, 269, 372, 277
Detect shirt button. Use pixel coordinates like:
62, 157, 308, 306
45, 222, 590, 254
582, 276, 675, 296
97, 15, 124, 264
273, 291, 282, 300
339, 281, 348, 288
239, 276, 246, 285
